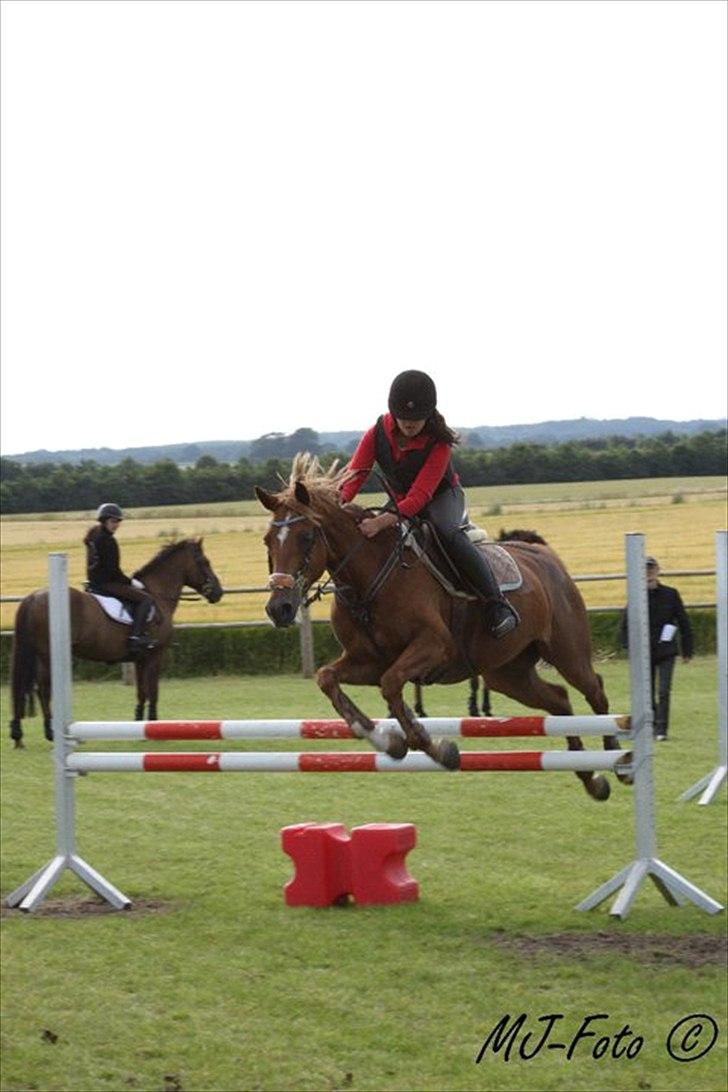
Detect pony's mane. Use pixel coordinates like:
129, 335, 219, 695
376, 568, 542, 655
273, 453, 351, 523
134, 537, 201, 578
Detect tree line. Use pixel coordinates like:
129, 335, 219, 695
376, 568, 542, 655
1, 429, 725, 514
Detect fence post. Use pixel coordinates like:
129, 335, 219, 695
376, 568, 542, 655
299, 605, 314, 678
679, 529, 727, 804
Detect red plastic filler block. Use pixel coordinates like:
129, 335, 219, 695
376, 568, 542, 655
281, 822, 418, 907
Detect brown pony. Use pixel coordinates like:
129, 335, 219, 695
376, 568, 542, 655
412, 530, 549, 717
256, 455, 623, 801
9, 538, 223, 747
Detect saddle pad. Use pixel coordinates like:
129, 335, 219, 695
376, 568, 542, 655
90, 595, 133, 625
477, 542, 522, 592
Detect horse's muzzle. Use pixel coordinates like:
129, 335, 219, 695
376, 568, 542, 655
266, 589, 300, 628
203, 579, 224, 604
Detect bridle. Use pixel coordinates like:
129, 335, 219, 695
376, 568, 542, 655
267, 514, 321, 597
266, 508, 407, 613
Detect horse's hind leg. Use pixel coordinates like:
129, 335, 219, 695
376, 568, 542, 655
546, 654, 629, 784
486, 651, 611, 802
36, 659, 53, 742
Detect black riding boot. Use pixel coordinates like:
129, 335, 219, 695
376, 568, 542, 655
446, 533, 520, 640
127, 598, 157, 656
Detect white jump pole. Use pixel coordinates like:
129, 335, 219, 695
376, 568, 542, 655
577, 533, 723, 918
4, 554, 131, 912
679, 529, 727, 805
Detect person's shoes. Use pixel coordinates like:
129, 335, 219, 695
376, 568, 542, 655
127, 635, 158, 656
489, 601, 520, 640
655, 733, 667, 741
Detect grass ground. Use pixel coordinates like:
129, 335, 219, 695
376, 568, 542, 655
1, 660, 726, 1092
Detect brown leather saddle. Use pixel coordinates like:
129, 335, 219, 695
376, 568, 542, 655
403, 520, 523, 598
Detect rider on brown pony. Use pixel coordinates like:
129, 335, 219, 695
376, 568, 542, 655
83, 503, 157, 657
339, 370, 519, 640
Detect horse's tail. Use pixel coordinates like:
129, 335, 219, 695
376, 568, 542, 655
9, 598, 38, 745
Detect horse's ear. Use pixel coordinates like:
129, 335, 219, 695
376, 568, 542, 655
294, 481, 311, 507
255, 486, 278, 512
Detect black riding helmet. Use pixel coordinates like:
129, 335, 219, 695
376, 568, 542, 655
388, 370, 437, 421
97, 503, 124, 522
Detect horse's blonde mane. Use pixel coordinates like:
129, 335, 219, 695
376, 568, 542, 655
272, 453, 351, 519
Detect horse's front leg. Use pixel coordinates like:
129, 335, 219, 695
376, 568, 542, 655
379, 636, 460, 770
316, 653, 408, 759
144, 651, 163, 721
133, 659, 146, 721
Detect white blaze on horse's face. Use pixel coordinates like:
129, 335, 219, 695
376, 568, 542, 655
276, 524, 290, 547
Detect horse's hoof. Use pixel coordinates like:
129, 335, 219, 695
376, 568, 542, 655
386, 734, 409, 760
13, 739, 25, 750
590, 775, 611, 802
436, 740, 461, 770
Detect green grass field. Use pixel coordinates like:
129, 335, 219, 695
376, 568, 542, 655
1, 660, 726, 1092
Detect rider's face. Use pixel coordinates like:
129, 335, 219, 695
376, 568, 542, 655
104, 518, 122, 534
395, 417, 427, 438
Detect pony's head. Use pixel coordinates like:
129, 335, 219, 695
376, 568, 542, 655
255, 454, 345, 627
134, 538, 224, 603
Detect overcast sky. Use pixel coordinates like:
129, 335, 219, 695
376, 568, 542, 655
1, 0, 726, 456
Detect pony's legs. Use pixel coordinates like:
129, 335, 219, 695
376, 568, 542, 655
413, 681, 427, 717
36, 659, 53, 742
485, 653, 610, 802
316, 654, 407, 758
133, 659, 146, 721
544, 656, 629, 785
144, 652, 162, 721
379, 637, 460, 770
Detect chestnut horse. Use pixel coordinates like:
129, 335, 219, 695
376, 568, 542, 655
256, 455, 624, 800
9, 538, 223, 747
412, 530, 548, 717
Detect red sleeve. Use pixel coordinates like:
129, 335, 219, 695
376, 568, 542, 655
339, 426, 377, 503
397, 443, 452, 517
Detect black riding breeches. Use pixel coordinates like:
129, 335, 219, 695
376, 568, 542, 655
421, 486, 502, 601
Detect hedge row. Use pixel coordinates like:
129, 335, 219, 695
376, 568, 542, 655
0, 609, 717, 685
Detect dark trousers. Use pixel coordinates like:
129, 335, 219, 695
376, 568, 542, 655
422, 486, 501, 602
651, 657, 675, 737
93, 583, 155, 637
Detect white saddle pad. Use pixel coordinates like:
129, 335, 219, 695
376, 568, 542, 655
91, 595, 133, 625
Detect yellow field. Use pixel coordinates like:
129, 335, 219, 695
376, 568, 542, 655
1, 476, 725, 629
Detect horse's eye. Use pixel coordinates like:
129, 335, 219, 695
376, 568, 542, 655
301, 531, 315, 549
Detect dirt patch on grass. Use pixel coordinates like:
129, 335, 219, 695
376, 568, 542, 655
2, 895, 173, 918
489, 931, 727, 966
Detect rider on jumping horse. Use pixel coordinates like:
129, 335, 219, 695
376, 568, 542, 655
84, 503, 158, 656
339, 370, 520, 640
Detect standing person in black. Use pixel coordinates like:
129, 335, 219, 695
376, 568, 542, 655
620, 556, 693, 740
84, 503, 157, 657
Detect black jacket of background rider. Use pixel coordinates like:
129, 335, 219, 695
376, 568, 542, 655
84, 524, 130, 590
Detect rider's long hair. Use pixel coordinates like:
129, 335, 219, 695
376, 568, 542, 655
424, 410, 460, 446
